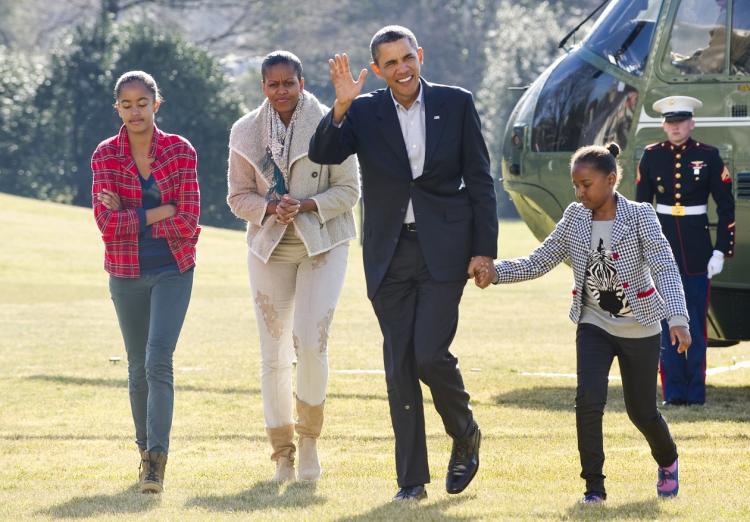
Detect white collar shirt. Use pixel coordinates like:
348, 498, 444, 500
391, 83, 426, 224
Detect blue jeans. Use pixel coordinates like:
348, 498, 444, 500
660, 274, 708, 405
109, 269, 193, 453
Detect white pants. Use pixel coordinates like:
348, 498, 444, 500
247, 230, 349, 429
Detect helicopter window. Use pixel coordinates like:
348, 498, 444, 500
731, 0, 750, 74
532, 54, 639, 152
663, 0, 728, 75
583, 0, 661, 76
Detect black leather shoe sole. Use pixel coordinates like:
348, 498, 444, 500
446, 427, 481, 494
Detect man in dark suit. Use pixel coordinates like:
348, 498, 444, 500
308, 25, 498, 501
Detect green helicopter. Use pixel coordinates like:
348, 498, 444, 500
502, 0, 750, 344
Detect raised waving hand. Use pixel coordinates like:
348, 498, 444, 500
329, 53, 368, 123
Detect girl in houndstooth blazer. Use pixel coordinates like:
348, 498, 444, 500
484, 143, 691, 503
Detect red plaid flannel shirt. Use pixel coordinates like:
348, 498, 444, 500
92, 124, 201, 278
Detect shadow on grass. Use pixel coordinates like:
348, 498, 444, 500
491, 385, 750, 422
24, 374, 389, 402
0, 433, 123, 442
0, 433, 269, 442
0, 432, 436, 445
39, 484, 159, 518
185, 480, 324, 512
334, 495, 471, 521
25, 374, 260, 396
491, 385, 577, 412
565, 498, 661, 520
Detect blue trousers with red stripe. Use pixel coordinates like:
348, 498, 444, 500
660, 274, 708, 405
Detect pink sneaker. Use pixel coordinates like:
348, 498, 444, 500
657, 458, 679, 498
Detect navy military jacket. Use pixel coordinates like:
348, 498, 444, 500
636, 138, 735, 275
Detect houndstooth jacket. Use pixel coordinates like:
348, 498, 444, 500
494, 193, 689, 326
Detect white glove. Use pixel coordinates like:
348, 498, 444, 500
707, 250, 725, 279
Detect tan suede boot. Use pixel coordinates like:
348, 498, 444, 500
138, 448, 149, 485
296, 398, 324, 481
267, 424, 296, 482
141, 451, 168, 494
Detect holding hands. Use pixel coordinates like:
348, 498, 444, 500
329, 53, 368, 123
468, 256, 496, 289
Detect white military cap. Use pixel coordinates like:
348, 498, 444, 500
653, 96, 703, 122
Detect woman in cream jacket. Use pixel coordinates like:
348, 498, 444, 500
227, 50, 359, 482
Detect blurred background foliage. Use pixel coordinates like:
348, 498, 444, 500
0, 0, 601, 227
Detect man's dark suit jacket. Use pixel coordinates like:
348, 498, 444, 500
308, 79, 498, 299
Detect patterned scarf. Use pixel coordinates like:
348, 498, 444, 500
262, 91, 306, 199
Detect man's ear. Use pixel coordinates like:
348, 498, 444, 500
370, 61, 382, 79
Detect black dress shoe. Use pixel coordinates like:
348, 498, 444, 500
662, 399, 687, 407
446, 423, 481, 494
392, 485, 427, 501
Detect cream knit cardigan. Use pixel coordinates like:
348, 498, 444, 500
227, 92, 359, 262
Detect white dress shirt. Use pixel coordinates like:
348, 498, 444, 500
391, 85, 426, 224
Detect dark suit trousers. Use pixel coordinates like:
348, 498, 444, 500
370, 227, 473, 487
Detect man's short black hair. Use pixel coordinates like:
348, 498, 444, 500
261, 50, 303, 81
370, 25, 419, 64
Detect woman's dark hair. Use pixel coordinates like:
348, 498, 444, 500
261, 50, 303, 81
571, 143, 622, 187
114, 70, 162, 102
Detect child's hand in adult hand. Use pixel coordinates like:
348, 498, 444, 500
472, 263, 496, 289
670, 325, 692, 353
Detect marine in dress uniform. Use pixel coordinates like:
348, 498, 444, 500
636, 96, 735, 406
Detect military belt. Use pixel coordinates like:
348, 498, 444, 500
655, 204, 707, 217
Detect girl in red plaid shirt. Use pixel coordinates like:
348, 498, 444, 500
92, 71, 200, 494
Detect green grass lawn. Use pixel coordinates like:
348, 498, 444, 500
1, 192, 748, 521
